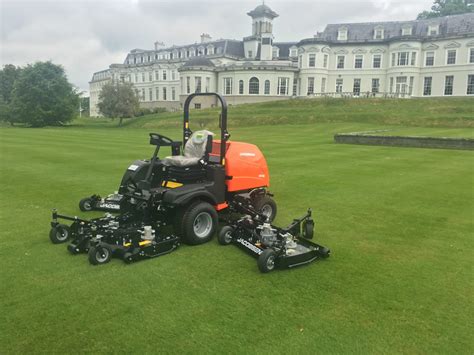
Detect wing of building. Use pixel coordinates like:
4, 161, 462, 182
89, 4, 474, 116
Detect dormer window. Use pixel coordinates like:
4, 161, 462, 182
272, 46, 279, 59
402, 26, 412, 36
207, 45, 214, 55
374, 26, 384, 40
289, 47, 297, 57
337, 27, 348, 41
428, 25, 439, 36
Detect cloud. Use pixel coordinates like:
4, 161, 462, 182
0, 0, 433, 92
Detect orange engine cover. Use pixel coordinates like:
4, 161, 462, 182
213, 141, 269, 192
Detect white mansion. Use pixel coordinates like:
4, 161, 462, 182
89, 4, 474, 115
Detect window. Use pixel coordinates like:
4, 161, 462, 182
293, 79, 297, 96
308, 54, 316, 67
389, 77, 394, 93
264, 80, 270, 95
299, 55, 303, 67
141, 88, 145, 101
171, 87, 176, 101
134, 73, 138, 83
186, 77, 191, 94
163, 87, 167, 100
336, 78, 343, 93
277, 77, 289, 95
249, 77, 259, 94
428, 25, 439, 36
155, 71, 159, 80
307, 77, 315, 95
205, 77, 210, 93
353, 79, 361, 95
374, 28, 384, 40
194, 103, 201, 109
289, 48, 297, 57
423, 77, 432, 96
156, 87, 160, 101
355, 55, 363, 69
195, 76, 202, 93
470, 48, 474, 64
321, 78, 326, 93
402, 26, 412, 36
224, 78, 233, 95
447, 50, 456, 65
397, 52, 409, 66
396, 76, 407, 94
163, 70, 167, 80
425, 52, 435, 66
272, 47, 279, 59
373, 54, 381, 68
323, 54, 328, 68
409, 76, 414, 95
248, 50, 253, 58
411, 52, 417, 66
337, 28, 347, 41
171, 70, 176, 80
444, 75, 454, 95
239, 80, 244, 94
371, 79, 380, 93
337, 55, 345, 69
467, 75, 474, 95
142, 73, 145, 82
149, 88, 153, 101
391, 53, 396, 66
149, 72, 153, 81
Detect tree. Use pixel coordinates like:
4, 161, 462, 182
417, 0, 473, 19
0, 64, 20, 125
80, 96, 90, 117
10, 62, 78, 127
97, 81, 140, 125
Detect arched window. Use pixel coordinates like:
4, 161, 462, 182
249, 77, 259, 94
239, 80, 244, 94
264, 80, 270, 95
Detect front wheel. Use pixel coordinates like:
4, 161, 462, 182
49, 224, 71, 244
88, 244, 112, 265
176, 201, 218, 245
258, 248, 277, 273
79, 198, 94, 212
218, 226, 234, 245
253, 195, 277, 222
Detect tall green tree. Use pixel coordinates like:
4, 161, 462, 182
10, 61, 78, 127
98, 81, 140, 126
417, 0, 473, 19
0, 64, 20, 125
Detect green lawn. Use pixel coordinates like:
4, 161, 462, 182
1, 97, 473, 353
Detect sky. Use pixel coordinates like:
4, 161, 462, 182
0, 0, 434, 94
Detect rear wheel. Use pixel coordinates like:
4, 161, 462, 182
49, 224, 71, 244
79, 198, 93, 212
218, 226, 234, 245
258, 248, 277, 273
88, 244, 112, 265
253, 195, 277, 222
318, 247, 330, 258
176, 201, 218, 245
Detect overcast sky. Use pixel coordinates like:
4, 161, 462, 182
0, 0, 433, 93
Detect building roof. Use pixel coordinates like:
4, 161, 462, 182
247, 4, 278, 19
182, 57, 215, 68
274, 42, 297, 59
316, 13, 474, 43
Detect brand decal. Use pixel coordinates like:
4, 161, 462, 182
99, 203, 120, 210
236, 238, 263, 255
128, 164, 139, 171
258, 174, 266, 178
240, 152, 256, 157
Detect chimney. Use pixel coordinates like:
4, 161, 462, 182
154, 41, 165, 50
200, 33, 212, 43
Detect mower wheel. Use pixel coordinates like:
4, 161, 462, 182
258, 248, 277, 273
79, 198, 93, 212
49, 224, 71, 244
253, 195, 277, 222
318, 247, 330, 258
88, 245, 112, 265
303, 219, 314, 239
176, 200, 218, 245
123, 252, 134, 264
218, 226, 234, 245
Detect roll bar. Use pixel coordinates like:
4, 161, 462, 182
183, 93, 229, 165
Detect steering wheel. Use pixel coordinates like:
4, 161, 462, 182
149, 133, 174, 146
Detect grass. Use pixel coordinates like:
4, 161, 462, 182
0, 98, 473, 353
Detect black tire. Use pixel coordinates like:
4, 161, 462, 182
123, 252, 134, 264
218, 226, 234, 245
318, 247, 330, 258
49, 224, 71, 244
176, 200, 218, 245
253, 195, 277, 222
303, 219, 314, 239
67, 244, 80, 254
79, 198, 93, 212
88, 244, 112, 265
258, 248, 277, 273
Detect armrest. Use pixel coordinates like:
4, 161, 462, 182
171, 141, 182, 156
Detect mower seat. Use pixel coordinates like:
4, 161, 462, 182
162, 130, 214, 168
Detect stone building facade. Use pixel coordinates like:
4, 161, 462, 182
89, 4, 474, 116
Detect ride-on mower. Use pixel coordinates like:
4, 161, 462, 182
49, 93, 277, 265
218, 198, 330, 273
